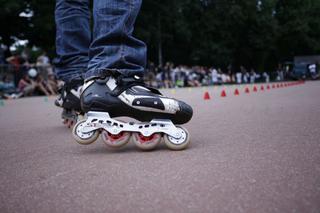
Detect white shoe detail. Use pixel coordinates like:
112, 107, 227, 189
70, 86, 82, 99
106, 77, 117, 90
162, 98, 180, 113
56, 97, 63, 106
118, 92, 179, 114
132, 86, 151, 92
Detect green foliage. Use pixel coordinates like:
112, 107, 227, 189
0, 0, 55, 54
275, 0, 320, 60
1, 0, 320, 71
0, 0, 29, 45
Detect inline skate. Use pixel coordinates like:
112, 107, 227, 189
72, 74, 193, 150
55, 79, 83, 128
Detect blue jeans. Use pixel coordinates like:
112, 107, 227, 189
54, 0, 146, 82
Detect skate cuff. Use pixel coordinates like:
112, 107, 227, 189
84, 69, 121, 82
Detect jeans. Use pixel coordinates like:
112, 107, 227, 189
54, 0, 146, 82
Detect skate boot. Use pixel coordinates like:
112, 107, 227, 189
55, 79, 83, 128
72, 74, 193, 150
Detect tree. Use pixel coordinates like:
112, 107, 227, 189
1, 0, 320, 71
0, 1, 30, 47
275, 0, 320, 61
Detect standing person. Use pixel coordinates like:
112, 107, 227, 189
308, 63, 317, 79
262, 72, 270, 83
37, 51, 50, 65
250, 69, 256, 84
145, 61, 156, 87
0, 45, 6, 64
54, 0, 193, 150
37, 51, 52, 78
236, 70, 242, 84
211, 67, 218, 85
6, 52, 23, 87
241, 66, 249, 84
162, 62, 173, 88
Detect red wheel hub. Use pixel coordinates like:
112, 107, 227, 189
105, 132, 125, 142
137, 133, 159, 143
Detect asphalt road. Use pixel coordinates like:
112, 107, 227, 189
0, 81, 319, 213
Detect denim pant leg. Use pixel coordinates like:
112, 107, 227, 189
85, 0, 146, 80
54, 0, 91, 82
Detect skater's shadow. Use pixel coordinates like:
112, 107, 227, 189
77, 142, 195, 156
80, 145, 137, 155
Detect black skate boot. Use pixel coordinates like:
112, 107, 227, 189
55, 78, 83, 128
72, 74, 193, 151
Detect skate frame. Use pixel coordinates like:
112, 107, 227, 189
80, 111, 183, 139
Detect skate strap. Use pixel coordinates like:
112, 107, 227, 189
111, 75, 162, 96
62, 79, 83, 91
57, 79, 83, 100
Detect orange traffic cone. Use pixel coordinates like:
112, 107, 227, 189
245, 87, 250, 93
203, 91, 211, 100
234, 88, 240, 96
260, 85, 264, 91
253, 86, 258, 92
267, 85, 270, 90
221, 90, 227, 97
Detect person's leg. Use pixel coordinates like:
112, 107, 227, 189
22, 85, 35, 96
46, 83, 57, 95
54, 0, 91, 82
36, 82, 51, 96
85, 0, 146, 80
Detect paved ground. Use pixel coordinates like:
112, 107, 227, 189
0, 81, 320, 213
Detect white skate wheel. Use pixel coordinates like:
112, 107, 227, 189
77, 114, 85, 122
72, 120, 99, 145
101, 131, 131, 148
164, 126, 190, 150
132, 133, 161, 151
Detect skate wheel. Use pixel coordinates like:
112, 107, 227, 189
132, 133, 161, 151
67, 120, 74, 128
101, 131, 131, 148
164, 126, 190, 150
63, 119, 68, 125
72, 120, 99, 145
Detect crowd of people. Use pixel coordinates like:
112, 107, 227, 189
0, 49, 314, 100
145, 62, 288, 88
0, 49, 59, 99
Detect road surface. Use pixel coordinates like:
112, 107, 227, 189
0, 81, 319, 213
